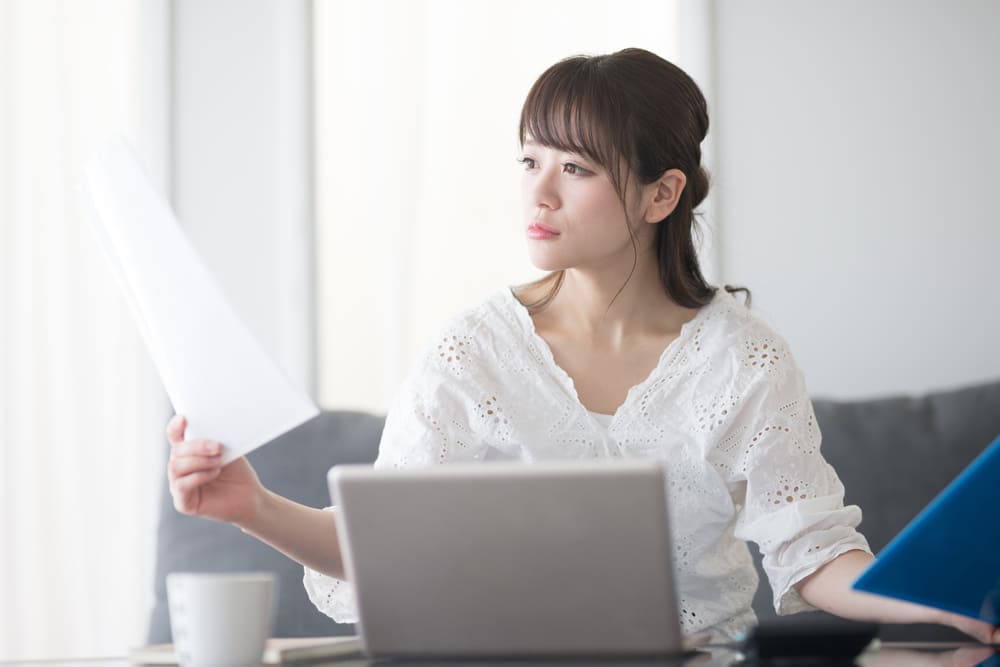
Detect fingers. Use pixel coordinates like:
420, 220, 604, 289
171, 437, 222, 459
171, 468, 222, 514
169, 452, 222, 480
941, 610, 996, 645
166, 418, 222, 484
173, 468, 221, 493
168, 437, 221, 480
164, 414, 231, 516
168, 445, 223, 516
166, 415, 223, 460
165, 414, 187, 445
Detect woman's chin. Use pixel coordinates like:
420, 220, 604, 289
526, 249, 569, 273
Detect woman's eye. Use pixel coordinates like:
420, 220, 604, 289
517, 156, 536, 170
563, 162, 587, 175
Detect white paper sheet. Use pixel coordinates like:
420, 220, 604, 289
81, 137, 319, 464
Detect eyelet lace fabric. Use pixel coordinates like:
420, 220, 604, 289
303, 287, 870, 640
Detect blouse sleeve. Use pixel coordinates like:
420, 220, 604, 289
303, 320, 496, 624
726, 333, 871, 615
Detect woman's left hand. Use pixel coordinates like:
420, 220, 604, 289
937, 609, 1000, 644
871, 646, 996, 667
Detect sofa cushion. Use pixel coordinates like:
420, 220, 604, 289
147, 411, 385, 643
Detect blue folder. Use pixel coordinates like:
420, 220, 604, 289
852, 434, 1000, 624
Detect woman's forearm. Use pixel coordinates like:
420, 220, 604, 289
797, 548, 999, 644
235, 488, 347, 580
795, 550, 942, 625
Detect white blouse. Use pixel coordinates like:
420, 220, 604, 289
304, 287, 870, 640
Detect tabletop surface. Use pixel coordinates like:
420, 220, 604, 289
2, 642, 998, 667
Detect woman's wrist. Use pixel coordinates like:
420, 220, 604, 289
232, 488, 346, 578
234, 485, 275, 536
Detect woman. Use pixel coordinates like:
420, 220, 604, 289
166, 48, 999, 643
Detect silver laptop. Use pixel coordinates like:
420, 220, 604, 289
327, 460, 686, 658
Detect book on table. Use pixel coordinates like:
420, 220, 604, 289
128, 636, 362, 665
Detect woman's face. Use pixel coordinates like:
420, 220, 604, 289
519, 140, 649, 273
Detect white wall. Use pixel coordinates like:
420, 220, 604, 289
712, 0, 1000, 399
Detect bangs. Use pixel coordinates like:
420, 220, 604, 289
518, 56, 633, 187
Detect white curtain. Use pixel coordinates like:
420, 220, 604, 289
314, 0, 706, 413
0, 0, 169, 659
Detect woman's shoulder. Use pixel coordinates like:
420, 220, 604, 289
413, 288, 524, 378
429, 288, 520, 342
697, 287, 802, 383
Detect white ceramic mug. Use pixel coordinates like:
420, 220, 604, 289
166, 572, 276, 667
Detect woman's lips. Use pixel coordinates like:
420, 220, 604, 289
527, 223, 560, 240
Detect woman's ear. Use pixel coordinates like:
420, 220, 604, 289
642, 169, 687, 224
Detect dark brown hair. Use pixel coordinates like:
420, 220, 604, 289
517, 48, 749, 312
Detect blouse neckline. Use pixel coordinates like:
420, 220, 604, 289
499, 286, 722, 430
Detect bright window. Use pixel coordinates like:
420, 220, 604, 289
0, 0, 167, 659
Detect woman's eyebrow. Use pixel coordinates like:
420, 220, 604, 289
521, 141, 593, 163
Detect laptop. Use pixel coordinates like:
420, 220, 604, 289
327, 460, 687, 658
853, 433, 1000, 624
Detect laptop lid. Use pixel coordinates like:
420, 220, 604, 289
327, 461, 683, 658
853, 434, 1000, 623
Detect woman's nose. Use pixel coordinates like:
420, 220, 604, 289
527, 167, 560, 210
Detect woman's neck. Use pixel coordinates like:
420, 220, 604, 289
540, 256, 698, 348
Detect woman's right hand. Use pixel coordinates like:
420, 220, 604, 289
166, 415, 263, 525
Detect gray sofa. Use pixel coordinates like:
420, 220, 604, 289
147, 379, 1000, 643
